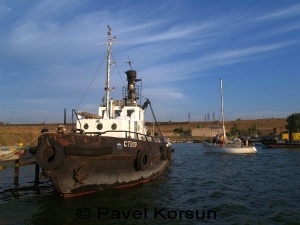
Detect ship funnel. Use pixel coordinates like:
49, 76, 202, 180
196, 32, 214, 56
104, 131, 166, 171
125, 70, 141, 103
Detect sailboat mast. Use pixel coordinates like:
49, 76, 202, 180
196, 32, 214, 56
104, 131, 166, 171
220, 78, 226, 138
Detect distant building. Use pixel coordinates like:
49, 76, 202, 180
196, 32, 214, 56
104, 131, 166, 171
191, 127, 223, 137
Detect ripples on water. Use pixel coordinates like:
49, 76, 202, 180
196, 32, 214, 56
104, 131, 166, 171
0, 144, 300, 225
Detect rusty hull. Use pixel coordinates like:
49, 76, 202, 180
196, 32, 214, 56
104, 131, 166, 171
38, 133, 172, 198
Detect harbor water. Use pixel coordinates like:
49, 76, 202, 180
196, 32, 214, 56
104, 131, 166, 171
1, 143, 300, 224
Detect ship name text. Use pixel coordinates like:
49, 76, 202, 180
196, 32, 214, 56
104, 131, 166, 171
124, 140, 138, 148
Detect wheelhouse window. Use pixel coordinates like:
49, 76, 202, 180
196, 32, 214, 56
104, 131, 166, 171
114, 110, 122, 118
127, 110, 134, 117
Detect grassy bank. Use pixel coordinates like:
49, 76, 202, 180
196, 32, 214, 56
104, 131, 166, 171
0, 118, 287, 145
0, 124, 58, 146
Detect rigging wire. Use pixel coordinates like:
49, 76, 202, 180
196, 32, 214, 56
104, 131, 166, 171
140, 94, 163, 139
140, 77, 142, 106
111, 52, 126, 87
75, 52, 107, 111
149, 100, 163, 140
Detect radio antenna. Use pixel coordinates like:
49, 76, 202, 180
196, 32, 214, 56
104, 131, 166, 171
125, 56, 134, 70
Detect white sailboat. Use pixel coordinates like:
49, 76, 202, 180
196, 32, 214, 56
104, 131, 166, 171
203, 79, 257, 154
0, 144, 25, 161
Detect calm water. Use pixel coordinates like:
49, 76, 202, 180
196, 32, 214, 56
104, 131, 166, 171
1, 143, 300, 225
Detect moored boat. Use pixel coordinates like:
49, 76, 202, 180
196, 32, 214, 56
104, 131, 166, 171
266, 141, 300, 148
261, 132, 300, 148
203, 141, 257, 154
203, 79, 257, 154
0, 144, 25, 161
33, 26, 175, 198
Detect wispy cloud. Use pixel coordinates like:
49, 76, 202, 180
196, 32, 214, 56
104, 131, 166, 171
129, 22, 215, 45
143, 88, 183, 101
194, 41, 297, 69
0, 1, 11, 17
244, 21, 300, 42
22, 0, 83, 22
255, 3, 300, 21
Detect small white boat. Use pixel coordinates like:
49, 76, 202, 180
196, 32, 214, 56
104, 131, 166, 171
203, 141, 257, 154
203, 79, 257, 154
0, 144, 25, 161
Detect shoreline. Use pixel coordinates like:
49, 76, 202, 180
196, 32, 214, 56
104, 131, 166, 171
0, 118, 286, 145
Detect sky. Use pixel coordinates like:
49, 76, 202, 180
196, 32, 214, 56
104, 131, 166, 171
0, 0, 299, 124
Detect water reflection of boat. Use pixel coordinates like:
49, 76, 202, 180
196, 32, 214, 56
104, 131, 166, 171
33, 26, 175, 198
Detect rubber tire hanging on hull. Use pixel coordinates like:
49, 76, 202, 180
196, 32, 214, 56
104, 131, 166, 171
136, 149, 149, 171
36, 139, 64, 170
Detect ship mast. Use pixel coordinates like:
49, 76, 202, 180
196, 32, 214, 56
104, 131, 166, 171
105, 25, 115, 118
99, 25, 120, 118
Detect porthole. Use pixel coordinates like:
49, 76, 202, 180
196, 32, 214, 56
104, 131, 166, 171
111, 123, 117, 130
83, 123, 89, 130
97, 123, 103, 130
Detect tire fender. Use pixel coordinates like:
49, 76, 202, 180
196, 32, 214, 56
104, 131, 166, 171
36, 139, 64, 170
136, 149, 149, 171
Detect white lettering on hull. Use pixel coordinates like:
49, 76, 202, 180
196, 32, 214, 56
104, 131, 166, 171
124, 140, 138, 148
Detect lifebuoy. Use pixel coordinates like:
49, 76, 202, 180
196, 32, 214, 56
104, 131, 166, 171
136, 149, 149, 171
36, 139, 64, 170
166, 148, 172, 161
160, 146, 167, 160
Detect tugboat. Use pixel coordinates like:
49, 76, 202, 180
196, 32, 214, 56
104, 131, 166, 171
34, 26, 174, 198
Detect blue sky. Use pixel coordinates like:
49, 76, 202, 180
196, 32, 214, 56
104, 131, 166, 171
0, 0, 299, 124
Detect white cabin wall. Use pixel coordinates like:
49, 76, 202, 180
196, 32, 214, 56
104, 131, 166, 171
77, 105, 146, 138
